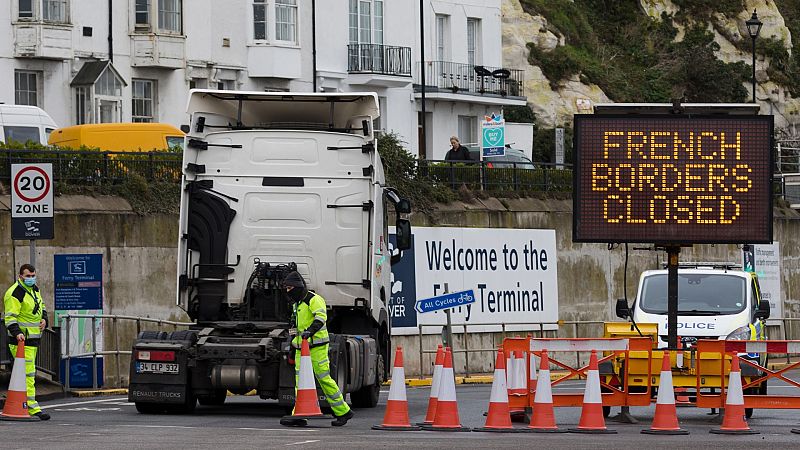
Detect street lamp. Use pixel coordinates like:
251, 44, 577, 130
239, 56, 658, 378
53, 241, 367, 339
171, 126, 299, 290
746, 9, 763, 103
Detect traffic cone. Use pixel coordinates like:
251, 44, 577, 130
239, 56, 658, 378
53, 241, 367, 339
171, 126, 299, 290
283, 338, 325, 420
421, 347, 470, 432
710, 354, 759, 435
1, 339, 36, 421
674, 338, 690, 405
522, 350, 567, 433
509, 351, 527, 397
474, 349, 518, 432
641, 351, 689, 435
569, 350, 616, 434
373, 347, 420, 431
417, 344, 444, 426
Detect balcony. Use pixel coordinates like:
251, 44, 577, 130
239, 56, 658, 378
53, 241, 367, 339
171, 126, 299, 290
347, 44, 412, 87
415, 61, 526, 106
130, 34, 185, 69
13, 22, 73, 60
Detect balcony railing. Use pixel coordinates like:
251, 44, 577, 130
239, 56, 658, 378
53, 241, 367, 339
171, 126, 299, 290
347, 44, 412, 77
420, 61, 524, 98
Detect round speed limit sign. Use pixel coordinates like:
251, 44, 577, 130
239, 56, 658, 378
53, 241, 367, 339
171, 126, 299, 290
11, 163, 54, 240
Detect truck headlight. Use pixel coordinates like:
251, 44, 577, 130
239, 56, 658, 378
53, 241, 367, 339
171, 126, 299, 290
725, 325, 750, 341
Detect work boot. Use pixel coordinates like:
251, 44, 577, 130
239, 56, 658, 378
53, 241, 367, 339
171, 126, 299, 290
280, 417, 308, 427
33, 412, 51, 421
331, 410, 354, 427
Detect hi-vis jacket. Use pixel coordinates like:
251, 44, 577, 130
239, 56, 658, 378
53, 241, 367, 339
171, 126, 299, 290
292, 292, 329, 348
3, 281, 47, 345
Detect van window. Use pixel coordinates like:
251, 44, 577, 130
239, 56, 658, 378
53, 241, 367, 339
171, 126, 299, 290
4, 126, 40, 144
166, 136, 184, 151
45, 128, 55, 141
639, 273, 746, 315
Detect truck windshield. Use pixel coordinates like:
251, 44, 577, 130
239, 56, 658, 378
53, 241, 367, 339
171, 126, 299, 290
639, 273, 747, 315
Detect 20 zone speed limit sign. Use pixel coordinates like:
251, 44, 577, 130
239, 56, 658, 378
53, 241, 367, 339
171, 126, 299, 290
11, 163, 54, 240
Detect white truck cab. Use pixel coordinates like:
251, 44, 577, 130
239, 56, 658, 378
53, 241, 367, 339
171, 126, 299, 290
629, 263, 769, 347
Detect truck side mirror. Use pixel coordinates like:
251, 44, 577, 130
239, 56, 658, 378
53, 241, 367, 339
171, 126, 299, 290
396, 198, 411, 214
615, 298, 630, 319
395, 219, 411, 251
755, 300, 770, 320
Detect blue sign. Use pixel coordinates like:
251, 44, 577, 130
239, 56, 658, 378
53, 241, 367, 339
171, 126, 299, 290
389, 233, 417, 328
60, 357, 104, 388
415, 290, 476, 314
54, 254, 103, 310
481, 113, 505, 158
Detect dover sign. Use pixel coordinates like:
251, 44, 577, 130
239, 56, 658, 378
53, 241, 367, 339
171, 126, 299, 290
389, 227, 559, 335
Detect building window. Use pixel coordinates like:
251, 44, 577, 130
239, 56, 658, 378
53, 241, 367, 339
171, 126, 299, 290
158, 0, 181, 33
132, 79, 155, 123
349, 0, 383, 44
135, 0, 150, 26
275, 0, 297, 43
43, 0, 67, 22
458, 115, 476, 146
75, 86, 88, 124
18, 0, 34, 18
467, 18, 481, 66
14, 70, 40, 107
436, 14, 449, 61
253, 0, 267, 41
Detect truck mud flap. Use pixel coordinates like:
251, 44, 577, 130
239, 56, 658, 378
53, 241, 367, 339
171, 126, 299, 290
361, 337, 377, 386
346, 337, 364, 392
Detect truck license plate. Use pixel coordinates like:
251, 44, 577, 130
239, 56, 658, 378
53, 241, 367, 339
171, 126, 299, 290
136, 362, 179, 374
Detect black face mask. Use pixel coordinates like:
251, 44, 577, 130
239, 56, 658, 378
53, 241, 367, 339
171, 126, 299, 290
288, 288, 306, 303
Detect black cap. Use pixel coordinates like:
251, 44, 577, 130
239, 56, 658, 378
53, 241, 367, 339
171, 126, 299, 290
282, 271, 306, 289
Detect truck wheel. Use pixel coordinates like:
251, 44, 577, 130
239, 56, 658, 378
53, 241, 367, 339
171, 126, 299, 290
198, 389, 227, 406
135, 402, 164, 414
350, 354, 383, 408
167, 391, 197, 414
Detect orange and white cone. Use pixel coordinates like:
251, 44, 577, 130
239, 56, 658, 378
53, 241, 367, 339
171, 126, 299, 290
418, 344, 444, 426
710, 354, 759, 435
474, 349, 518, 432
283, 338, 325, 419
1, 339, 36, 421
421, 347, 470, 432
569, 350, 616, 434
523, 350, 567, 433
373, 347, 420, 431
641, 351, 689, 435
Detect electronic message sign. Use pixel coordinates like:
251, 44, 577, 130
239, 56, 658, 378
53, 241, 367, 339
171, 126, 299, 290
573, 115, 773, 244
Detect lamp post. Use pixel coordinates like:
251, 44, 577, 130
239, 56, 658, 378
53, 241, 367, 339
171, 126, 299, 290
746, 9, 763, 103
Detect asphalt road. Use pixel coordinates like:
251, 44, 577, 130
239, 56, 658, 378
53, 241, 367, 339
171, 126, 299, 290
6, 383, 800, 449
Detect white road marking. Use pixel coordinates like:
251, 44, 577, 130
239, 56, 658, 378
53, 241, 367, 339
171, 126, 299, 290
285, 440, 320, 446
45, 398, 123, 408
237, 428, 317, 432
53, 407, 121, 412
119, 425, 198, 430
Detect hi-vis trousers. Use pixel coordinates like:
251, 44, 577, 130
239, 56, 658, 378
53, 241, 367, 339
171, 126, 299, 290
8, 343, 42, 415
294, 344, 350, 417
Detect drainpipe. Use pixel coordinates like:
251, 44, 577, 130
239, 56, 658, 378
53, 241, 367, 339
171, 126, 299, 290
312, 0, 317, 92
108, 0, 113, 62
419, 0, 426, 157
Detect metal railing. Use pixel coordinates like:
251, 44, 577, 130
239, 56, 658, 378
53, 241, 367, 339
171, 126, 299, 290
348, 44, 412, 77
61, 313, 193, 390
416, 159, 573, 192
1, 322, 60, 377
419, 60, 524, 98
1, 149, 182, 185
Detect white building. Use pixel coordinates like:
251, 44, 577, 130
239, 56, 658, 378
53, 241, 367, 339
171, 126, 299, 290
1, 0, 525, 159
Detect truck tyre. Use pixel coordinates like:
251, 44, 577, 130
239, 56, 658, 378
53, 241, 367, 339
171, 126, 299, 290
135, 402, 164, 414
166, 390, 197, 414
137, 331, 168, 340
198, 389, 227, 406
350, 353, 383, 408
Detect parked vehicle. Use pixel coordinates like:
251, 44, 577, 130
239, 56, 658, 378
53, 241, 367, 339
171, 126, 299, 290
48, 123, 184, 151
468, 146, 535, 168
127, 90, 412, 414
0, 104, 58, 146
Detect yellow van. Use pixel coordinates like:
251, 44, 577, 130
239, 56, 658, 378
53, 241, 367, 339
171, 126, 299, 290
48, 123, 184, 151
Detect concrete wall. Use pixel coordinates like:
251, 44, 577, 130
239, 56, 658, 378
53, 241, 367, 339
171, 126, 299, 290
3, 195, 799, 382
